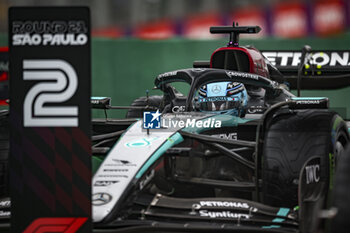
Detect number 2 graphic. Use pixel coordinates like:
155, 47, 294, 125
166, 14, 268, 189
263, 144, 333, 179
23, 59, 78, 127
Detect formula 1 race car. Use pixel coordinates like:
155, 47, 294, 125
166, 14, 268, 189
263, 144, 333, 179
0, 23, 349, 233
90, 23, 350, 233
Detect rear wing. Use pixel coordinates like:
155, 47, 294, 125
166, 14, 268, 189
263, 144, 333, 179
262, 50, 350, 89
194, 50, 350, 90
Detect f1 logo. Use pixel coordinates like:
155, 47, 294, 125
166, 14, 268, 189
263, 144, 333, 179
23, 217, 87, 233
23, 59, 78, 127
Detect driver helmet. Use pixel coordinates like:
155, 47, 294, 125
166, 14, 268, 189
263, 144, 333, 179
194, 81, 248, 116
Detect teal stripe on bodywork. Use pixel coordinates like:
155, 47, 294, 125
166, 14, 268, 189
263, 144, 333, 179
270, 208, 290, 224
262, 225, 281, 229
277, 208, 290, 216
272, 218, 285, 223
136, 132, 184, 178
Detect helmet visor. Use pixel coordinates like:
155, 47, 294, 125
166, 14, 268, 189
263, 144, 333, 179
198, 96, 240, 111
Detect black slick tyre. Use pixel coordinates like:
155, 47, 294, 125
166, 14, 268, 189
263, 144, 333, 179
262, 110, 349, 208
330, 145, 350, 233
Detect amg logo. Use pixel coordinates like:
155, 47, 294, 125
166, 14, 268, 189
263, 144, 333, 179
212, 133, 237, 140
305, 164, 320, 184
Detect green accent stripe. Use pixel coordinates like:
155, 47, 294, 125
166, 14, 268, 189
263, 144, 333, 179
136, 132, 184, 178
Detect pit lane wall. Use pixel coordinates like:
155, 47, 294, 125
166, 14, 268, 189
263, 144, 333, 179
1, 33, 350, 119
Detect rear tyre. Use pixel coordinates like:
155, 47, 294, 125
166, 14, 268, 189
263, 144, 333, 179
262, 110, 348, 208
331, 145, 350, 233
126, 95, 163, 118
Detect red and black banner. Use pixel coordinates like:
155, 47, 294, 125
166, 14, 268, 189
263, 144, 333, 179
9, 7, 91, 233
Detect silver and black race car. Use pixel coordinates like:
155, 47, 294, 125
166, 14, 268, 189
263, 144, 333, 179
0, 23, 349, 233
89, 24, 350, 233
